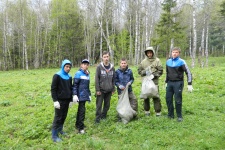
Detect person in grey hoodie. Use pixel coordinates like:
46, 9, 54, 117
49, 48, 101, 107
95, 51, 115, 123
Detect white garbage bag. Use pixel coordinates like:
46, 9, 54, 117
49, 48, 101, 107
116, 85, 136, 124
140, 76, 159, 99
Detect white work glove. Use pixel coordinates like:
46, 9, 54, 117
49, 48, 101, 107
54, 101, 60, 109
164, 83, 167, 89
69, 102, 74, 107
127, 82, 131, 86
119, 85, 125, 90
89, 96, 92, 102
187, 85, 193, 92
146, 70, 151, 76
73, 95, 79, 103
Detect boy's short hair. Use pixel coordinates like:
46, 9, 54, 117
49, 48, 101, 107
120, 58, 127, 62
172, 47, 181, 53
102, 51, 110, 56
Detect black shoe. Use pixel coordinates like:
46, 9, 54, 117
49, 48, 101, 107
101, 116, 106, 120
95, 119, 100, 124
167, 115, 174, 119
177, 117, 183, 122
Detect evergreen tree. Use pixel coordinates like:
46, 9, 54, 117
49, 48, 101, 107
152, 0, 187, 56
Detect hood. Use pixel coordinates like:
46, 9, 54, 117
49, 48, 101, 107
100, 62, 113, 70
56, 59, 72, 79
144, 46, 156, 59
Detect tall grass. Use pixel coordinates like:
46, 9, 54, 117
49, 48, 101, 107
0, 57, 225, 149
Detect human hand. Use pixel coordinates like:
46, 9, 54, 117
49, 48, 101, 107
127, 82, 131, 86
69, 102, 74, 107
96, 91, 101, 95
119, 85, 125, 90
54, 101, 60, 109
89, 96, 92, 102
187, 85, 193, 92
146, 70, 151, 76
141, 70, 146, 76
73, 95, 79, 103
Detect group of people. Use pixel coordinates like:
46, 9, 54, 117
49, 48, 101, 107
50, 47, 193, 142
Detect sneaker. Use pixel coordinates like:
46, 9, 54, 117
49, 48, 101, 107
177, 117, 183, 122
95, 119, 100, 124
79, 129, 85, 134
167, 115, 174, 119
156, 112, 161, 117
145, 112, 150, 116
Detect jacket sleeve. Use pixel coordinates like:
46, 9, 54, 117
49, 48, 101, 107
153, 59, 163, 77
138, 63, 146, 76
129, 70, 134, 84
165, 65, 168, 83
112, 67, 116, 92
51, 74, 59, 102
95, 66, 101, 92
88, 74, 91, 96
72, 73, 80, 95
183, 63, 192, 85
115, 70, 120, 87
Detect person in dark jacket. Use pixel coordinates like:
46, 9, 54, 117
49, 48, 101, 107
72, 59, 91, 134
51, 59, 72, 142
115, 58, 138, 121
95, 51, 115, 123
165, 47, 193, 122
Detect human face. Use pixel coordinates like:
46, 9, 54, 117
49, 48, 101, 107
64, 64, 71, 73
146, 51, 153, 58
102, 54, 110, 65
81, 63, 89, 71
120, 60, 128, 70
171, 50, 180, 59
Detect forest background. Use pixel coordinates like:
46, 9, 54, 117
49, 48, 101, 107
1, 0, 225, 70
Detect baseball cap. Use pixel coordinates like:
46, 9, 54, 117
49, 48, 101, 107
82, 59, 89, 64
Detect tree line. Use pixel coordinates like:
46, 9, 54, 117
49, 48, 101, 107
0, 0, 225, 70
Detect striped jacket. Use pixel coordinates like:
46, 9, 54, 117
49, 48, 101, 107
166, 57, 192, 85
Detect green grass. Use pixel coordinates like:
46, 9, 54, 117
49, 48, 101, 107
0, 57, 225, 150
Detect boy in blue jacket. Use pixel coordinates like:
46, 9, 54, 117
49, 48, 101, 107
115, 58, 138, 120
72, 59, 91, 134
51, 59, 72, 142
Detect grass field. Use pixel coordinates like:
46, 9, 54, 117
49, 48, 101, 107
0, 57, 225, 150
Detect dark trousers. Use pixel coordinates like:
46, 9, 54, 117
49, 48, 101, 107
76, 101, 86, 130
52, 100, 70, 130
166, 81, 184, 118
144, 97, 161, 113
95, 92, 112, 122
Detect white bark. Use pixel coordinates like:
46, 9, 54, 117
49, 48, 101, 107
192, 0, 197, 68
205, 24, 209, 67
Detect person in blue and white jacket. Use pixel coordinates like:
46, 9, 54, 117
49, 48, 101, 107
165, 47, 193, 122
72, 59, 91, 134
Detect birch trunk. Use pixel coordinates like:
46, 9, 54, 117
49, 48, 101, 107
22, 15, 28, 70
3, 10, 8, 70
192, 0, 197, 68
205, 24, 209, 67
